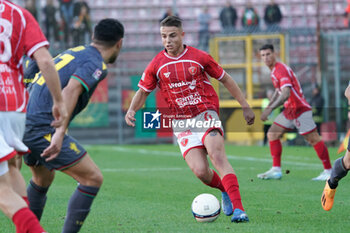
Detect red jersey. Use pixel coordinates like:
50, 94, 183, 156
271, 62, 311, 119
138, 46, 225, 119
0, 0, 49, 112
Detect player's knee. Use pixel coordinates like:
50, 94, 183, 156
82, 170, 103, 187
267, 131, 280, 141
192, 166, 209, 182
32, 174, 54, 188
208, 151, 225, 166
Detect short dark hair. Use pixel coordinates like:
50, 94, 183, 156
93, 18, 124, 47
160, 15, 182, 28
259, 44, 274, 52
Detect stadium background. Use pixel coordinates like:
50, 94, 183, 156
12, 0, 350, 146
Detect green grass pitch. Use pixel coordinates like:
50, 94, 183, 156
1, 144, 350, 232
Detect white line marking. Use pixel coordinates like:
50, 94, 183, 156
102, 167, 185, 172
86, 146, 323, 169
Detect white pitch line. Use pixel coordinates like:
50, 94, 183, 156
102, 167, 185, 172
101, 146, 323, 169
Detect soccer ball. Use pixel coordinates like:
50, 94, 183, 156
191, 193, 220, 222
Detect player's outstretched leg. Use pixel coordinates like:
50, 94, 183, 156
231, 208, 249, 223
61, 155, 103, 233
27, 179, 50, 220
258, 139, 282, 180
312, 141, 332, 181
257, 167, 282, 180
221, 192, 233, 216
321, 180, 336, 211
209, 170, 233, 216
321, 156, 349, 211
221, 174, 249, 223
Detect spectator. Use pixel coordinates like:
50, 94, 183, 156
264, 0, 283, 31
72, 0, 92, 46
25, 0, 37, 19
59, 0, 74, 46
219, 1, 238, 33
242, 2, 259, 32
160, 7, 178, 23
43, 0, 60, 44
197, 6, 211, 52
310, 85, 324, 134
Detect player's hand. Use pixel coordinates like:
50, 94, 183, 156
51, 101, 68, 128
41, 131, 64, 162
125, 110, 136, 127
243, 107, 255, 125
260, 109, 271, 121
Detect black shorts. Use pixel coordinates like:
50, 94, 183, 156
23, 126, 86, 171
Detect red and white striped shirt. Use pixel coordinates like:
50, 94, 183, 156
271, 62, 311, 119
139, 46, 225, 119
0, 0, 48, 112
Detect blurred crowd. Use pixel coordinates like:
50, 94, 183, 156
25, 0, 92, 50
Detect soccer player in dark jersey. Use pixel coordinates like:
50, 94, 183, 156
321, 84, 350, 211
125, 16, 255, 223
22, 18, 124, 232
0, 1, 67, 232
257, 44, 332, 181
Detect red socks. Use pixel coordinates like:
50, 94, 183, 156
12, 208, 46, 233
314, 141, 332, 169
270, 139, 282, 167
207, 170, 226, 192
222, 174, 244, 211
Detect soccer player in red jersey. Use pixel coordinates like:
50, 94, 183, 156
125, 16, 255, 222
257, 44, 332, 181
0, 0, 67, 232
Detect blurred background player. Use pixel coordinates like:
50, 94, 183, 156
23, 18, 124, 233
321, 83, 350, 211
257, 44, 332, 181
125, 16, 255, 223
0, 0, 67, 232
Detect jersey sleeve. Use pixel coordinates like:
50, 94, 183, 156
138, 61, 157, 92
71, 61, 106, 92
23, 9, 49, 57
274, 66, 292, 89
203, 54, 225, 81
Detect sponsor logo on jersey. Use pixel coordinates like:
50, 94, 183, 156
175, 93, 202, 108
168, 80, 196, 90
92, 69, 102, 80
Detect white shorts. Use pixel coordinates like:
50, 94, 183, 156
274, 110, 316, 135
173, 110, 224, 158
0, 112, 28, 167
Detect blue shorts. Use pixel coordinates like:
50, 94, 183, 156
23, 126, 86, 171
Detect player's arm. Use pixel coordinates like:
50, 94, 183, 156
32, 47, 68, 128
41, 78, 83, 161
220, 73, 255, 125
268, 89, 279, 104
261, 86, 290, 121
125, 88, 150, 127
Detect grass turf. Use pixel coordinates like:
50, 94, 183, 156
1, 144, 349, 232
